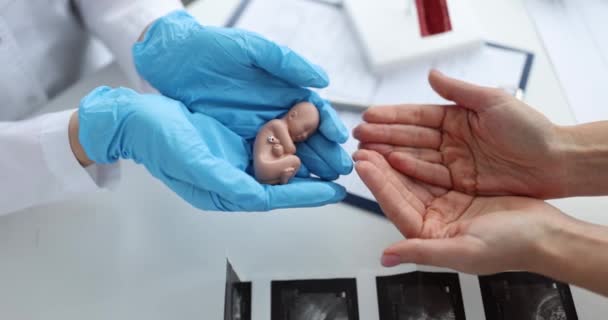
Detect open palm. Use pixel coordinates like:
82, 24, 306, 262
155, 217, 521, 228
354, 70, 567, 199
353, 149, 564, 274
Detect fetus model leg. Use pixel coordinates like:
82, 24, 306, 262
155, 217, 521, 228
279, 155, 301, 184
258, 155, 301, 185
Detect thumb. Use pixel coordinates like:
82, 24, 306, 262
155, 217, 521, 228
264, 178, 347, 210
428, 69, 506, 111
381, 238, 476, 270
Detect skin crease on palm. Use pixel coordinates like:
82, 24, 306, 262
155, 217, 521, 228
351, 71, 608, 297
351, 70, 575, 274
353, 70, 568, 199
352, 148, 567, 274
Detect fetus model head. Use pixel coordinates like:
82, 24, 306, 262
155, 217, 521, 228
284, 102, 320, 142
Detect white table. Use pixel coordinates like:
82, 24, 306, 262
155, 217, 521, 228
1, 1, 606, 319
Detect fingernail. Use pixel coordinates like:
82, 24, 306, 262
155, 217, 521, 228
381, 254, 401, 267
354, 160, 364, 170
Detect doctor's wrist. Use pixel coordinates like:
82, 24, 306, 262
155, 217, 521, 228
68, 111, 94, 167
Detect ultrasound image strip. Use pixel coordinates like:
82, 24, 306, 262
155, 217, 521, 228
479, 272, 578, 320
224, 260, 252, 320
230, 282, 252, 320
271, 278, 359, 320
376, 271, 466, 320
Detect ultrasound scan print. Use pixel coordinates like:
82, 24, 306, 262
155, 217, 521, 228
271, 279, 359, 320
376, 271, 466, 320
224, 260, 251, 320
479, 272, 578, 320
229, 282, 252, 320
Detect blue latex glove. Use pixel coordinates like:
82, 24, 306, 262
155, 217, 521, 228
132, 10, 352, 180
78, 86, 346, 211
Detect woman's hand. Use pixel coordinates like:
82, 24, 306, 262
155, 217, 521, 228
355, 149, 608, 296
353, 149, 566, 274
354, 70, 569, 199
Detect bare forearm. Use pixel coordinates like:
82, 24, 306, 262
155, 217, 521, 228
531, 215, 608, 296
556, 122, 608, 197
68, 111, 94, 167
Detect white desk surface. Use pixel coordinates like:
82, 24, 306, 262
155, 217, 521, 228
1, 0, 606, 319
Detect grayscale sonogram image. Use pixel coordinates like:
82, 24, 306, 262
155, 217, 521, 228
224, 260, 251, 320
479, 272, 578, 320
285, 291, 349, 320
376, 271, 466, 320
272, 278, 359, 320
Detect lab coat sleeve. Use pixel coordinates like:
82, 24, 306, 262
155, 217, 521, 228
0, 109, 119, 216
74, 0, 184, 90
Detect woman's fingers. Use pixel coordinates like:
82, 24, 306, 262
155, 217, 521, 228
387, 152, 453, 189
355, 159, 423, 238
428, 69, 507, 112
363, 104, 446, 128
353, 123, 441, 149
359, 143, 443, 163
354, 150, 427, 213
381, 237, 479, 271
356, 144, 448, 197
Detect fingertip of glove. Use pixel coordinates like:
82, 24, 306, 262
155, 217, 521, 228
335, 127, 350, 144
315, 181, 347, 205
331, 183, 348, 201
301, 180, 347, 205
309, 66, 330, 88
313, 100, 349, 144
339, 157, 355, 175
320, 118, 349, 144
296, 164, 311, 178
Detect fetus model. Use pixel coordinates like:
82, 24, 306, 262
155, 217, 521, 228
253, 102, 320, 185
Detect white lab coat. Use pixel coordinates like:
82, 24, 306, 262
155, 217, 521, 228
0, 0, 183, 215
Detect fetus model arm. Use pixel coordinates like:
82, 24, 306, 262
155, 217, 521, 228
264, 134, 285, 157
272, 144, 285, 157
253, 102, 320, 185
274, 155, 301, 185
268, 121, 297, 155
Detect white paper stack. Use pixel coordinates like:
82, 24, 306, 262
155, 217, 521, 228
343, 0, 483, 73
234, 0, 529, 109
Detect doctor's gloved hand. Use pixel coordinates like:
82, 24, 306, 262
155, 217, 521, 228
132, 10, 352, 181
76, 87, 346, 211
